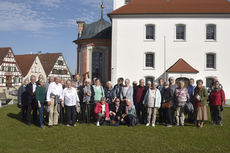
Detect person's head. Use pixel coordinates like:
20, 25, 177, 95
214, 81, 220, 89
189, 78, 195, 86
133, 81, 137, 87
78, 81, 83, 87
147, 81, 152, 88
30, 75, 36, 84
71, 82, 76, 88
100, 97, 106, 105
164, 82, 169, 89
93, 78, 97, 85
66, 80, 72, 88
39, 79, 45, 87
139, 79, 145, 87
178, 81, 185, 89
75, 74, 80, 81
114, 98, 120, 106
55, 77, 61, 84
125, 79, 130, 86
152, 82, 158, 89
106, 81, 112, 89
168, 77, 175, 85
118, 77, 124, 85
196, 80, 203, 89
158, 78, 164, 86
38, 74, 44, 80
85, 79, 91, 86
61, 79, 66, 86
49, 76, 54, 83
95, 78, 101, 86
126, 99, 131, 106
23, 79, 29, 86
213, 76, 218, 83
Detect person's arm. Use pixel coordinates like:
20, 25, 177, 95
201, 88, 208, 103
17, 86, 22, 104
35, 87, 40, 102
105, 104, 110, 118
221, 90, 226, 105
59, 86, 64, 101
46, 84, 51, 102
94, 103, 99, 114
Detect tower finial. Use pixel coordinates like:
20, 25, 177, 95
101, 0, 104, 19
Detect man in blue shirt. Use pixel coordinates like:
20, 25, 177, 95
187, 78, 195, 123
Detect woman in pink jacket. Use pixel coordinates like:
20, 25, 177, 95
94, 97, 110, 126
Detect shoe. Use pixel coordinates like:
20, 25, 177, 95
167, 124, 172, 127
152, 124, 155, 127
146, 123, 150, 127
48, 125, 52, 128
181, 124, 184, 127
40, 125, 45, 129
66, 124, 70, 127
73, 124, 77, 127
96, 121, 100, 126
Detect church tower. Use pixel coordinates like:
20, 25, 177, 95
73, 1, 112, 83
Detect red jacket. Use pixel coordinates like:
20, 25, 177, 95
209, 89, 225, 106
94, 102, 109, 119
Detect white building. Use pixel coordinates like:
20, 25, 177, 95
109, 0, 230, 99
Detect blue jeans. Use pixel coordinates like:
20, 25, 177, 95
39, 103, 44, 126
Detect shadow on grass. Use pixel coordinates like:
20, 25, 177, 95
7, 113, 29, 126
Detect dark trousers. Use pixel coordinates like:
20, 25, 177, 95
65, 105, 76, 125
86, 103, 94, 123
210, 105, 215, 122
159, 107, 166, 123
213, 105, 223, 124
165, 108, 173, 125
135, 103, 145, 124
20, 105, 26, 120
59, 105, 64, 124
24, 104, 32, 123
31, 98, 38, 124
80, 103, 86, 122
38, 103, 44, 126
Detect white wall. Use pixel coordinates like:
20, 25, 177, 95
111, 15, 230, 99
113, 0, 126, 10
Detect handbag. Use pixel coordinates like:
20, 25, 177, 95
185, 101, 194, 113
162, 102, 171, 109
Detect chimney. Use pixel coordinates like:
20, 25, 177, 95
77, 21, 85, 38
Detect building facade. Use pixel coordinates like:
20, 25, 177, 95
0, 48, 22, 87
109, 0, 230, 99
74, 4, 112, 83
15, 54, 47, 81
39, 53, 72, 80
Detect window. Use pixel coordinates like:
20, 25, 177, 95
145, 77, 155, 86
125, 0, 131, 4
206, 24, 216, 40
145, 53, 155, 68
176, 24, 186, 40
206, 53, 216, 69
31, 68, 34, 73
58, 60, 63, 66
35, 67, 37, 73
1, 66, 4, 71
8, 67, 11, 72
146, 25, 155, 40
206, 77, 214, 88
52, 69, 57, 74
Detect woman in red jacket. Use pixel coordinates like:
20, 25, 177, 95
209, 81, 225, 126
94, 97, 110, 126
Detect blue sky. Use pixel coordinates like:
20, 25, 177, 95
0, 0, 113, 74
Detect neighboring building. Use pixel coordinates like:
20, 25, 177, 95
39, 53, 72, 80
108, 0, 230, 99
0, 47, 22, 87
15, 54, 47, 81
73, 3, 112, 83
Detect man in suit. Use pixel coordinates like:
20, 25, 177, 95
26, 75, 38, 125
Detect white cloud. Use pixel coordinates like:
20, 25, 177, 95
0, 1, 53, 32
39, 0, 63, 8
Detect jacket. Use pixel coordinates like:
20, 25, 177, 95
144, 88, 162, 108
162, 87, 174, 106
35, 86, 46, 104
209, 89, 225, 106
94, 102, 110, 119
120, 86, 134, 105
25, 82, 36, 105
193, 87, 208, 106
17, 85, 27, 105
110, 103, 124, 119
134, 85, 147, 104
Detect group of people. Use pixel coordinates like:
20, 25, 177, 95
17, 74, 226, 129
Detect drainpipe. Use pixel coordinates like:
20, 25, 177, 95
164, 36, 167, 82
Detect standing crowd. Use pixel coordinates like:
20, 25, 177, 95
17, 74, 226, 129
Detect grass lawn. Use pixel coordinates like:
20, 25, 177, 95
0, 105, 230, 153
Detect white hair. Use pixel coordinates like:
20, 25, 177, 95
147, 81, 152, 85
85, 79, 91, 83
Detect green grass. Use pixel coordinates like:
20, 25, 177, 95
0, 105, 230, 153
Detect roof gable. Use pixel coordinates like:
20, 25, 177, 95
167, 58, 199, 73
0, 47, 12, 65
109, 0, 230, 16
15, 54, 38, 77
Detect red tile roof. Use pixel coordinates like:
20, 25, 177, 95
0, 47, 11, 65
15, 54, 37, 77
167, 58, 199, 73
109, 0, 230, 15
